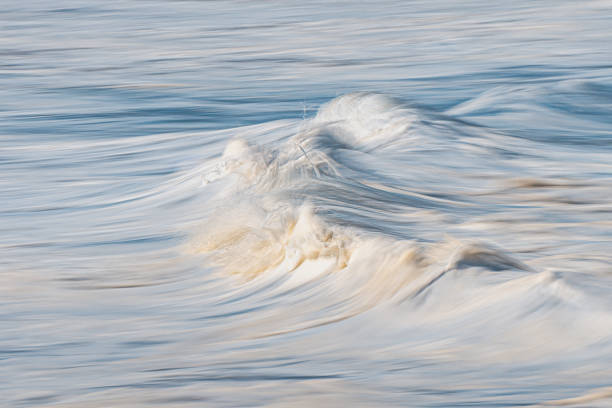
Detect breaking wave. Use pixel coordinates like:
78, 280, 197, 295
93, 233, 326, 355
185, 93, 612, 344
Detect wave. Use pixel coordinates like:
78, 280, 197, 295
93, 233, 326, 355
186, 93, 605, 334
447, 79, 612, 147
176, 92, 612, 351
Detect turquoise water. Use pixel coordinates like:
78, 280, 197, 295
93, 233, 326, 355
2, 1, 612, 406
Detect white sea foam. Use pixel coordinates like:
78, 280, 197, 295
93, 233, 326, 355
187, 94, 612, 359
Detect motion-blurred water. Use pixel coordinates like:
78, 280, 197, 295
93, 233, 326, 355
2, 1, 612, 406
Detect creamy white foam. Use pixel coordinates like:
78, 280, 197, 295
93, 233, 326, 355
186, 93, 612, 366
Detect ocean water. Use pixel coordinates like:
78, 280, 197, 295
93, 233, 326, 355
2, 1, 612, 406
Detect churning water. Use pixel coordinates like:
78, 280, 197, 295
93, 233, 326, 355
2, 1, 612, 406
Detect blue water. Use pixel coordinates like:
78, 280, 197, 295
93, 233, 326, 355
2, 1, 612, 407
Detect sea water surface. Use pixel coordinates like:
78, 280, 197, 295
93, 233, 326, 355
2, 1, 612, 407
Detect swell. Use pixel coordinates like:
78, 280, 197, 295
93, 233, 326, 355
180, 92, 612, 347
447, 79, 612, 147
186, 93, 603, 337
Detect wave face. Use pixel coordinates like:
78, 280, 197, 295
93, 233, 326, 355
190, 92, 612, 341
3, 1, 612, 407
